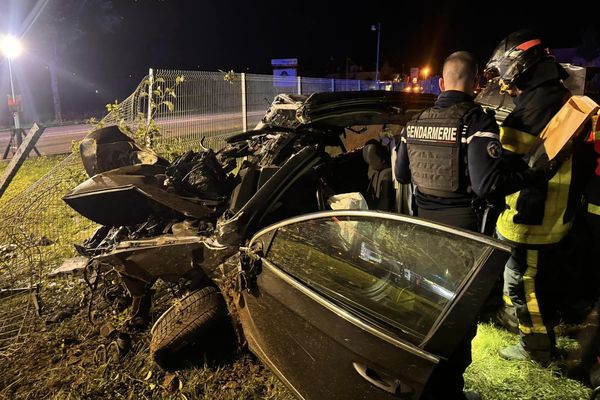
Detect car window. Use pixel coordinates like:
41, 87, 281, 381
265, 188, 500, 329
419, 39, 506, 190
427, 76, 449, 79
264, 215, 491, 343
341, 124, 403, 152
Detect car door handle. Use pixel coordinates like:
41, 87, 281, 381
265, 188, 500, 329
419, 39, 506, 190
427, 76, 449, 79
352, 362, 403, 396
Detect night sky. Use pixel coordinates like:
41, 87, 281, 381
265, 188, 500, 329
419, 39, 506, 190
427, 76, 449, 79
1, 0, 599, 123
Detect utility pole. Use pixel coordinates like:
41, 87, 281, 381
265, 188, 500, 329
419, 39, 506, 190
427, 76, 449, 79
372, 22, 381, 85
345, 56, 349, 81
7, 58, 21, 142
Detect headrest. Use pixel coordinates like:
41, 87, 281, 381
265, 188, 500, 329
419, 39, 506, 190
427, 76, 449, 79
362, 140, 390, 171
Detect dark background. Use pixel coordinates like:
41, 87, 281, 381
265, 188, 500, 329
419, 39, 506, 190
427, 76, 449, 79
0, 0, 598, 125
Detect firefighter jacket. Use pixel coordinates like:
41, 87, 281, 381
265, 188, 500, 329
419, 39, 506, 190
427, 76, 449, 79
396, 90, 547, 210
496, 79, 574, 245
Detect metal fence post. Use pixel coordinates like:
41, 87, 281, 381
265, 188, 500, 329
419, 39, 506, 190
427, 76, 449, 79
357, 80, 361, 91
241, 72, 247, 132
331, 78, 335, 92
297, 76, 302, 95
146, 68, 154, 125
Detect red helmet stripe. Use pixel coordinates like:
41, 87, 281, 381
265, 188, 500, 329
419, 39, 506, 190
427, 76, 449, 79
516, 39, 542, 51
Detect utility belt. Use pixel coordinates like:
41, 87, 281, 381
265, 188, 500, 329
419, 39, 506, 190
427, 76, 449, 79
416, 186, 495, 235
417, 186, 467, 198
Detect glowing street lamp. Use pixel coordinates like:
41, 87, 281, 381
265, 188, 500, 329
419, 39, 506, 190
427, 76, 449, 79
1, 35, 23, 146
422, 66, 431, 79
1, 35, 22, 60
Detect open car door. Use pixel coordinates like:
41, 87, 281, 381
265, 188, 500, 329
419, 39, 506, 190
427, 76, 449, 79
237, 210, 511, 400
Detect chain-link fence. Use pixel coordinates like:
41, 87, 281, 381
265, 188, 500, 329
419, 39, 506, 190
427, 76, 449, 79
143, 70, 383, 151
0, 68, 440, 358
0, 153, 93, 357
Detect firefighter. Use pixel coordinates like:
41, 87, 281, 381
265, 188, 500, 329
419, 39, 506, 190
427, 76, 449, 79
395, 50, 558, 400
483, 29, 578, 364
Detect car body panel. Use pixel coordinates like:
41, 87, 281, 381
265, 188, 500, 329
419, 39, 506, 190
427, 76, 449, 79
255, 91, 436, 131
93, 235, 205, 283
237, 210, 510, 399
63, 164, 218, 226
297, 91, 437, 127
80, 125, 167, 177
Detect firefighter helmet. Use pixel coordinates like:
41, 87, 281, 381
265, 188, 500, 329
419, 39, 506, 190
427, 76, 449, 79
484, 30, 550, 92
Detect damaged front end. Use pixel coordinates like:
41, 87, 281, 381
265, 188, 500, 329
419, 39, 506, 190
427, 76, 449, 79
63, 90, 435, 368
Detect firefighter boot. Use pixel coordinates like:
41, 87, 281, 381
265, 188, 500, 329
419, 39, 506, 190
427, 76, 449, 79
498, 343, 551, 365
463, 390, 481, 400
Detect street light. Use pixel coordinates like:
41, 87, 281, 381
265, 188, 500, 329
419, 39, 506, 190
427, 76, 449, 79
1, 35, 23, 150
1, 35, 22, 60
371, 23, 381, 85
422, 66, 431, 79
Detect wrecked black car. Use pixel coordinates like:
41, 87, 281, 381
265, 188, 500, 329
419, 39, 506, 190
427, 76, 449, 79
64, 91, 513, 399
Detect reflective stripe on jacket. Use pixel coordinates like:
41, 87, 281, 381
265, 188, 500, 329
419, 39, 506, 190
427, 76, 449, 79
497, 124, 574, 245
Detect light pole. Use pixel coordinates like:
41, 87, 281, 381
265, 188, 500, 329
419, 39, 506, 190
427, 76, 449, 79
371, 23, 381, 85
1, 35, 23, 147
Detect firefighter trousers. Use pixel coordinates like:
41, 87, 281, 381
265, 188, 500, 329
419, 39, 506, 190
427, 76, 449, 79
503, 244, 562, 358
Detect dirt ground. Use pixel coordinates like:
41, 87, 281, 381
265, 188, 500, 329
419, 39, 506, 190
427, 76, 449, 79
0, 276, 293, 400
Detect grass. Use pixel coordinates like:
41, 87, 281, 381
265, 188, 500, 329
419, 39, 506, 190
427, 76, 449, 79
0, 155, 67, 206
467, 324, 591, 400
0, 155, 596, 399
0, 154, 96, 283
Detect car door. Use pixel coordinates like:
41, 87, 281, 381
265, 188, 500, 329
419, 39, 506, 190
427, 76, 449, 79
237, 210, 510, 400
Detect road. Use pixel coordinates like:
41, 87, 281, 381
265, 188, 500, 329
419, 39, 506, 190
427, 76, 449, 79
0, 123, 90, 157
0, 111, 265, 157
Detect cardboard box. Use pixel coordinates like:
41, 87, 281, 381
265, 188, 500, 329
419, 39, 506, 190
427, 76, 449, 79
540, 95, 599, 159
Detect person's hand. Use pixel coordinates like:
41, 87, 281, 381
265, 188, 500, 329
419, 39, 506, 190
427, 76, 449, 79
542, 158, 561, 178
532, 154, 561, 180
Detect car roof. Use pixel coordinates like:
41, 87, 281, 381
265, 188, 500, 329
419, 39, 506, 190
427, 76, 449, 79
259, 90, 437, 130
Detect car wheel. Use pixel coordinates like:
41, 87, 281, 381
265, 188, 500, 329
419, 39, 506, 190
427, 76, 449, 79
150, 286, 227, 370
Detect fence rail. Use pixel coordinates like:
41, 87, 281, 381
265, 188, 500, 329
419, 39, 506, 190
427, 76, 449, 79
100, 69, 439, 152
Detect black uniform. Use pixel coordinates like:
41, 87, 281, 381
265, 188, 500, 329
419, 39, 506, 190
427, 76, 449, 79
395, 90, 547, 230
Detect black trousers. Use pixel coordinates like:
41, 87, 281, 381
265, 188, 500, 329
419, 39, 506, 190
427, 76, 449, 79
421, 323, 477, 399
418, 206, 478, 399
418, 206, 479, 231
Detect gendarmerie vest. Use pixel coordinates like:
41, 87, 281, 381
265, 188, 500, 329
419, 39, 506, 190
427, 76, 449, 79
405, 101, 480, 198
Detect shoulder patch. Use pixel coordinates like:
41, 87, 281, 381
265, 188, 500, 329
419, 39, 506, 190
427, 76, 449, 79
487, 141, 502, 159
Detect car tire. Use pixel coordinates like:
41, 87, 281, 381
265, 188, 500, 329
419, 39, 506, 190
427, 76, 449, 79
150, 286, 227, 369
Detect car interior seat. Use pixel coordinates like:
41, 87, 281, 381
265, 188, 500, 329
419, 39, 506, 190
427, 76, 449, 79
228, 165, 260, 213
229, 165, 282, 213
362, 140, 395, 211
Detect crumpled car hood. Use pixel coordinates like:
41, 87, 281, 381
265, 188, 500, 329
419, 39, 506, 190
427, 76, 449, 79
63, 164, 219, 226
